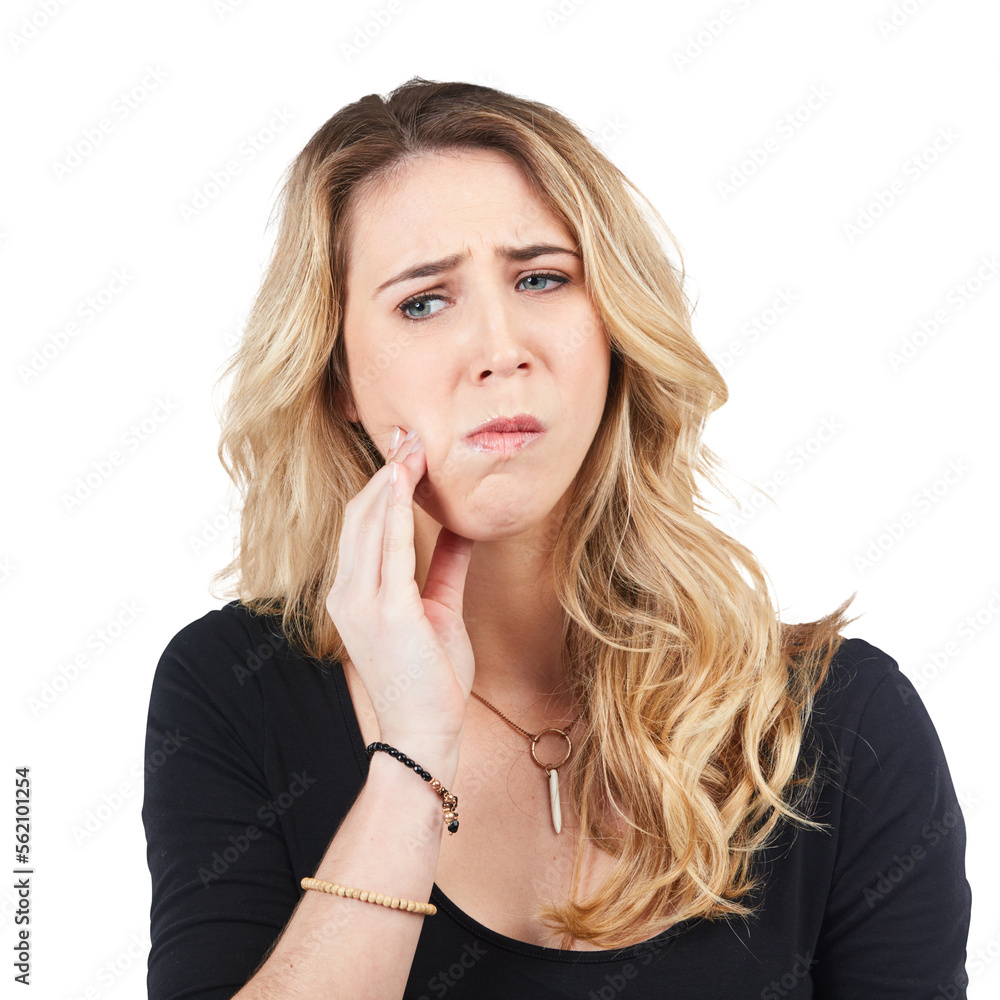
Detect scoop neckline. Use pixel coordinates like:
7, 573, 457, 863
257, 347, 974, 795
330, 658, 691, 963
427, 879, 685, 962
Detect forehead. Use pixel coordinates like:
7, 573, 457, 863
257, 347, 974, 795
345, 149, 571, 273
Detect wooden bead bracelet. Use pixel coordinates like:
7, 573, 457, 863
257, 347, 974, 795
300, 877, 436, 916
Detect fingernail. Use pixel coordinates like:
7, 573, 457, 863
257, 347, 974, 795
389, 462, 398, 485
403, 428, 417, 442
389, 427, 402, 452
409, 436, 423, 453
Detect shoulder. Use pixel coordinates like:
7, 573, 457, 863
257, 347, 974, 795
814, 635, 900, 710
154, 599, 295, 686
809, 635, 921, 746
158, 599, 286, 664
148, 600, 291, 752
807, 635, 961, 817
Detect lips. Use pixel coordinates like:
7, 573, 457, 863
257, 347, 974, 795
465, 413, 543, 437
463, 413, 545, 456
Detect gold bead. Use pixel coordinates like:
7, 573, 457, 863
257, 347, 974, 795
430, 779, 442, 790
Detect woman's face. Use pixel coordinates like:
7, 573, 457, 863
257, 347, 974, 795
340, 147, 611, 542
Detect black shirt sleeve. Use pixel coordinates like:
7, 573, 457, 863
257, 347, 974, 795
811, 664, 972, 998
141, 609, 299, 1000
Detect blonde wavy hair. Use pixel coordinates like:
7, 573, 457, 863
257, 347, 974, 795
212, 76, 857, 949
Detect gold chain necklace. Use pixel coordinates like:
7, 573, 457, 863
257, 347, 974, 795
470, 690, 583, 835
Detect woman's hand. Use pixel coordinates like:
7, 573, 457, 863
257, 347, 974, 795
326, 427, 476, 767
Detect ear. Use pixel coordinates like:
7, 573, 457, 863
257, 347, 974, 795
336, 389, 359, 424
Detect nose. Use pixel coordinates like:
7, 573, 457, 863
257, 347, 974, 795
469, 286, 530, 382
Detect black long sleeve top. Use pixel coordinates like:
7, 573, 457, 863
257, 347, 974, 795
142, 600, 972, 999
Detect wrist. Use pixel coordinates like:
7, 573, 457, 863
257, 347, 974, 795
374, 732, 462, 782
366, 741, 462, 835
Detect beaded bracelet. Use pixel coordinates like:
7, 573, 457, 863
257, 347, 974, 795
301, 876, 436, 915
366, 741, 460, 834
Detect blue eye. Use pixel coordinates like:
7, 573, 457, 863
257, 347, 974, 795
517, 271, 570, 293
397, 293, 446, 321
396, 272, 569, 323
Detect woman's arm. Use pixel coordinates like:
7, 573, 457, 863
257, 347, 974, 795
145, 434, 475, 999
142, 616, 462, 1000
234, 738, 459, 1000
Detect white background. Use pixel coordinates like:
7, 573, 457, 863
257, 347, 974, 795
3, 0, 998, 995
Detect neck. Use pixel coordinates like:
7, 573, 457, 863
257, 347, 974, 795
412, 506, 572, 715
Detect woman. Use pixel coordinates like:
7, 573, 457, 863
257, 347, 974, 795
142, 78, 971, 999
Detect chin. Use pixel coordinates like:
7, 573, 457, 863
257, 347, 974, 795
415, 481, 559, 544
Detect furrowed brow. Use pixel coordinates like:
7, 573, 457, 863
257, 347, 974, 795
372, 243, 581, 299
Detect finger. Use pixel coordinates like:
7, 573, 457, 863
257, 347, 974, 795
350, 475, 394, 597
380, 447, 427, 598
387, 428, 421, 464
332, 463, 393, 587
333, 428, 420, 593
421, 527, 475, 616
356, 431, 422, 593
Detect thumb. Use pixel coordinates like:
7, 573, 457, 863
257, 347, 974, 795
421, 528, 475, 614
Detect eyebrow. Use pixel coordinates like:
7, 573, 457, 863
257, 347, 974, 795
372, 242, 582, 299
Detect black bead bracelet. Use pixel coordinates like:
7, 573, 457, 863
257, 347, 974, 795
366, 741, 460, 834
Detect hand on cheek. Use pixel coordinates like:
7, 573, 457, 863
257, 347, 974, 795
386, 425, 426, 488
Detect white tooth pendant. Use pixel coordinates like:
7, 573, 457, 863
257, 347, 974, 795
548, 768, 563, 834
530, 726, 574, 836
469, 695, 583, 838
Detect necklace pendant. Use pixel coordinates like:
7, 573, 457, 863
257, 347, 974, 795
547, 768, 562, 834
